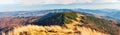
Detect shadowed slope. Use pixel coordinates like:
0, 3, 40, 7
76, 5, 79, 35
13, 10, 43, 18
33, 12, 78, 26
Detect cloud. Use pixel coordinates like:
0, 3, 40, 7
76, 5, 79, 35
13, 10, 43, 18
92, 0, 119, 3
20, 0, 95, 5
20, 0, 120, 5
20, 0, 76, 5
75, 0, 93, 3
0, 0, 19, 4
0, 0, 119, 5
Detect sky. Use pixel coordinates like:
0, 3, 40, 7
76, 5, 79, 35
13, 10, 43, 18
0, 0, 120, 12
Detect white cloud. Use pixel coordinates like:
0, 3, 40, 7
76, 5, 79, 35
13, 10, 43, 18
19, 0, 120, 5
0, 0, 119, 5
20, 0, 77, 5
0, 0, 18, 4
20, 0, 94, 5
76, 0, 93, 3
92, 0, 119, 3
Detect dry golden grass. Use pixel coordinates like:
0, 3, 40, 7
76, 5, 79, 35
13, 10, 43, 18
2, 25, 109, 35
2, 14, 109, 35
3, 14, 113, 35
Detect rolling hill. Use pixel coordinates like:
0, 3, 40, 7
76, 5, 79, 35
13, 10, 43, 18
0, 11, 119, 35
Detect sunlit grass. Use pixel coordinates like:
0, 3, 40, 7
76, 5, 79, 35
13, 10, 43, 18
3, 25, 109, 35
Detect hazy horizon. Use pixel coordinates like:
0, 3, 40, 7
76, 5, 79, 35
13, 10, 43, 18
0, 0, 120, 12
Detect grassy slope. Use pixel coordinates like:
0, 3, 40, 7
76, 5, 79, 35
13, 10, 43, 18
80, 15, 119, 35
33, 12, 78, 25
2, 12, 119, 35
3, 25, 108, 35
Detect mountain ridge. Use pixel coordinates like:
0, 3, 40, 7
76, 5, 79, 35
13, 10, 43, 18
0, 10, 119, 35
0, 9, 120, 20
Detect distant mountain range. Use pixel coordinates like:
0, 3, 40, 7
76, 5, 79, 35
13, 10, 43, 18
0, 9, 73, 17
0, 9, 120, 20
73, 9, 120, 20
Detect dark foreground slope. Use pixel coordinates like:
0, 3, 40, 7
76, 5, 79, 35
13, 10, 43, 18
0, 12, 119, 35
0, 17, 39, 32
32, 12, 120, 35
80, 15, 120, 35
32, 12, 78, 25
